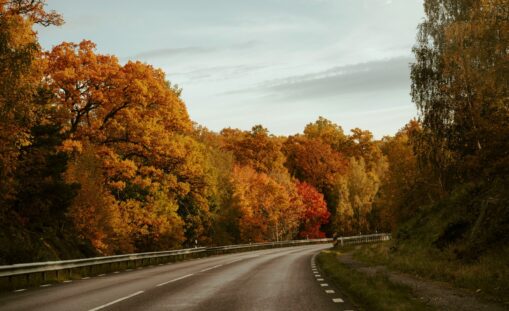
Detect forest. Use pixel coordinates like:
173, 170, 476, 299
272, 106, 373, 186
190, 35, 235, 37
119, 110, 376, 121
0, 0, 507, 266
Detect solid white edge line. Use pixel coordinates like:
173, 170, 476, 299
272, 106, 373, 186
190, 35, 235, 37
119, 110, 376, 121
88, 290, 144, 311
156, 273, 194, 287
14, 289, 26, 292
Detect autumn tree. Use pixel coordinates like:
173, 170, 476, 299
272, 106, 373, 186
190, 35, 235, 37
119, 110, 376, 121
303, 116, 348, 151
409, 0, 509, 257
283, 135, 347, 235
0, 0, 62, 207
42, 41, 213, 251
335, 157, 381, 235
296, 182, 329, 238
230, 165, 303, 243
220, 125, 286, 175
411, 0, 509, 186
374, 121, 424, 232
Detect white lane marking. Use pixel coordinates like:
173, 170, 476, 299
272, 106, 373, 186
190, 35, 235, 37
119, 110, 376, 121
332, 298, 344, 303
40, 284, 51, 287
228, 259, 243, 264
98, 274, 106, 277
325, 289, 335, 294
14, 289, 26, 292
156, 274, 194, 287
317, 278, 324, 281
315, 274, 321, 277
320, 283, 329, 287
63, 280, 73, 283
88, 290, 144, 311
82, 277, 90, 280
113, 271, 120, 274
200, 264, 222, 272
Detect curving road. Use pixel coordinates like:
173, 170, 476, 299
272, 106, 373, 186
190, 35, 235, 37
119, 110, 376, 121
0, 244, 355, 311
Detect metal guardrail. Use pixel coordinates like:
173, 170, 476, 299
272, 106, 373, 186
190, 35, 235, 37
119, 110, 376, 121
334, 233, 392, 247
0, 234, 390, 291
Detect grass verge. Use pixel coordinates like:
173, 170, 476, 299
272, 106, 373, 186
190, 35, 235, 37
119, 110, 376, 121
317, 249, 431, 311
351, 242, 509, 304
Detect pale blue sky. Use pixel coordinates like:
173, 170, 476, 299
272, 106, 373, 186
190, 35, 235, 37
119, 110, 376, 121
37, 0, 425, 138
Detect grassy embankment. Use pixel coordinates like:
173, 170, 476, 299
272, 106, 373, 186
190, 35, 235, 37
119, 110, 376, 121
351, 236, 509, 303
317, 248, 431, 311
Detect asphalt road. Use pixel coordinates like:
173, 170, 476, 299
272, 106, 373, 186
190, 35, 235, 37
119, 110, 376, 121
0, 244, 355, 311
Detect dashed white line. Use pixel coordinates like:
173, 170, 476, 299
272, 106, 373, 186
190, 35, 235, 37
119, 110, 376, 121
13, 289, 26, 292
82, 277, 90, 280
200, 264, 222, 272
88, 290, 144, 311
40, 284, 51, 287
325, 289, 335, 294
332, 298, 344, 303
320, 283, 329, 287
156, 274, 194, 287
113, 271, 120, 274
63, 280, 73, 283
98, 274, 106, 277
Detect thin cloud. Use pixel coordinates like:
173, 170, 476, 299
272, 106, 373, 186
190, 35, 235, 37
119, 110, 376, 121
172, 64, 267, 82
260, 57, 413, 100
133, 47, 214, 60
132, 41, 260, 61
219, 57, 413, 99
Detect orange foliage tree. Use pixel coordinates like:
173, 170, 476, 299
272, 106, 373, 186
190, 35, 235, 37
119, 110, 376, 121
43, 40, 211, 252
230, 165, 304, 242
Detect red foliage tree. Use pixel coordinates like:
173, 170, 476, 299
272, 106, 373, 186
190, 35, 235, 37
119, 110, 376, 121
296, 181, 329, 238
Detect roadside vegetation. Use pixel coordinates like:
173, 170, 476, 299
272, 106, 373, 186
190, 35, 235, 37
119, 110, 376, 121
353, 235, 509, 304
317, 249, 430, 311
